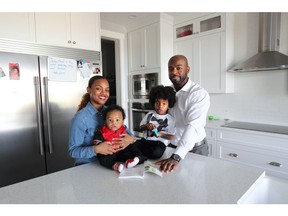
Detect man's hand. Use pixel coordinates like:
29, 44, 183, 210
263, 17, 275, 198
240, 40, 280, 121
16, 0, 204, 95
155, 158, 179, 173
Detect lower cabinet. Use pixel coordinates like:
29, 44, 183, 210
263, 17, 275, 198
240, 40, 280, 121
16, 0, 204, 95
205, 127, 217, 158
216, 129, 288, 179
205, 125, 288, 179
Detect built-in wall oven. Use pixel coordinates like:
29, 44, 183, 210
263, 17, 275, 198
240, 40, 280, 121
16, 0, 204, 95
131, 102, 153, 137
132, 73, 158, 99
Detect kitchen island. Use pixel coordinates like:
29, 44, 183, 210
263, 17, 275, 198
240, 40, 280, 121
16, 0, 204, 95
0, 148, 264, 204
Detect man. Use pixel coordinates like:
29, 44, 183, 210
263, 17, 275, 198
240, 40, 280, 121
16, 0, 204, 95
155, 55, 210, 173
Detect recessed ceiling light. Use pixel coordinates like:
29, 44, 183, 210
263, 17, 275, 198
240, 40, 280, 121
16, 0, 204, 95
128, 15, 137, 19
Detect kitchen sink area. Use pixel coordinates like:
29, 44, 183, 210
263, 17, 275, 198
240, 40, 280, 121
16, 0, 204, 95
238, 175, 288, 204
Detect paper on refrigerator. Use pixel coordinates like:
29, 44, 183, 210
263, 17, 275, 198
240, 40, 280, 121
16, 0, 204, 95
48, 57, 77, 82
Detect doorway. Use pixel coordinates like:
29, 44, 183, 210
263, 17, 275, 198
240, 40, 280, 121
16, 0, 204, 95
100, 30, 128, 124
101, 39, 116, 105
101, 29, 131, 125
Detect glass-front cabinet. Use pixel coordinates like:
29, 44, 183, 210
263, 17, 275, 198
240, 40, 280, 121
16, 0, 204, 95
200, 15, 221, 33
175, 13, 223, 40
176, 24, 193, 38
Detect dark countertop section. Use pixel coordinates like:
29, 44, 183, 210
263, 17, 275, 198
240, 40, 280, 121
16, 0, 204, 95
221, 121, 288, 135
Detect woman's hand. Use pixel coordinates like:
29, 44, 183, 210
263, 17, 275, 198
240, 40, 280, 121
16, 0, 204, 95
93, 141, 118, 155
112, 134, 136, 150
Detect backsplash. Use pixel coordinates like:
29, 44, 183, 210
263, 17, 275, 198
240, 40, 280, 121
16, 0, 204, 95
208, 70, 288, 126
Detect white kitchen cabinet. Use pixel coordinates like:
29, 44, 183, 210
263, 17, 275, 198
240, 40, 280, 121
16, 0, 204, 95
0, 13, 35, 42
175, 13, 223, 40
128, 15, 173, 86
205, 127, 217, 158
128, 22, 160, 72
174, 13, 234, 93
35, 12, 100, 51
217, 128, 288, 179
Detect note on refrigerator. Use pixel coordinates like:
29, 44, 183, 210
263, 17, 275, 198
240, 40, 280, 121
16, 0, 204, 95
48, 57, 77, 82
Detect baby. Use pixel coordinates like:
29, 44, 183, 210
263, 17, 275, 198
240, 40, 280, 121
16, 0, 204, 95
94, 104, 147, 172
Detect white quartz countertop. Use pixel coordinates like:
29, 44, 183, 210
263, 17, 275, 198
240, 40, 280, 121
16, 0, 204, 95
0, 148, 265, 204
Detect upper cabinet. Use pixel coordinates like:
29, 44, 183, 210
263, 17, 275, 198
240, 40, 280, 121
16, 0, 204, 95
127, 15, 174, 87
174, 13, 234, 93
0, 12, 101, 51
128, 22, 160, 72
175, 14, 222, 40
0, 13, 35, 42
35, 13, 100, 51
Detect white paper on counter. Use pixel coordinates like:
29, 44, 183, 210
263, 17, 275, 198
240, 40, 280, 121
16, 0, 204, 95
118, 165, 144, 179
118, 161, 162, 179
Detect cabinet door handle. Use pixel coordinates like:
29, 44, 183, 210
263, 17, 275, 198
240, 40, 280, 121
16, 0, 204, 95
269, 162, 282, 167
73, 41, 76, 44
68, 40, 71, 44
228, 153, 238, 158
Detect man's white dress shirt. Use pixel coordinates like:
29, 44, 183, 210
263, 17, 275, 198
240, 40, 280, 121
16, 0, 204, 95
169, 78, 210, 159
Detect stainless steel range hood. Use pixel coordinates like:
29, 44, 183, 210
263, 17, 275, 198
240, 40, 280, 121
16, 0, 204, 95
229, 13, 288, 72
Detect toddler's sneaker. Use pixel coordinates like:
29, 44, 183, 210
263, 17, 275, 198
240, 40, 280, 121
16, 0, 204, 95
113, 162, 124, 173
125, 157, 140, 168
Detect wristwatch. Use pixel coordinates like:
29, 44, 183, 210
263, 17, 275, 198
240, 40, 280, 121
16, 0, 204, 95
170, 153, 181, 162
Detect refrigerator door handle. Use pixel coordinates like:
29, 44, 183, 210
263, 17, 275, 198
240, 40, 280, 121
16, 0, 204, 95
34, 76, 45, 156
43, 77, 54, 154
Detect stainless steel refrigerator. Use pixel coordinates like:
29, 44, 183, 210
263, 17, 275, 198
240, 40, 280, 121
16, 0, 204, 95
0, 39, 101, 187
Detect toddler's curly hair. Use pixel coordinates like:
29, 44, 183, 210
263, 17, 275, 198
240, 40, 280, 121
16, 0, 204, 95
149, 85, 176, 109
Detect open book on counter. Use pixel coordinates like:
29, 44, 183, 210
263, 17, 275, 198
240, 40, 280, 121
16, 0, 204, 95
118, 160, 162, 179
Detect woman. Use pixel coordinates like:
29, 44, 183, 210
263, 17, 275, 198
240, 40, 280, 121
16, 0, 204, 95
69, 75, 136, 166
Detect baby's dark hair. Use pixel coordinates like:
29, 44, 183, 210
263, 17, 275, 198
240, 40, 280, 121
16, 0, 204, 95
103, 104, 126, 120
149, 85, 176, 108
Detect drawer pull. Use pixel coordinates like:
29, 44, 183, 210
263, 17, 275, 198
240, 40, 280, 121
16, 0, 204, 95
228, 153, 238, 158
269, 162, 282, 167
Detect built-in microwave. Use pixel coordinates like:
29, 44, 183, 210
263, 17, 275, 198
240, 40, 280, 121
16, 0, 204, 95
132, 73, 158, 99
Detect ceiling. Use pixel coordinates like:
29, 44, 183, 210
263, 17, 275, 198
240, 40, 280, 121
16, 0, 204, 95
100, 12, 205, 28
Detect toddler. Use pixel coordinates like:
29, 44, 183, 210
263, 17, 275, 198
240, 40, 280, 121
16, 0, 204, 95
136, 85, 176, 159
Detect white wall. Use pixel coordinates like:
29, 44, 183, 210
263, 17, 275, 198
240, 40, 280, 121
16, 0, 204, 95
208, 13, 288, 126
